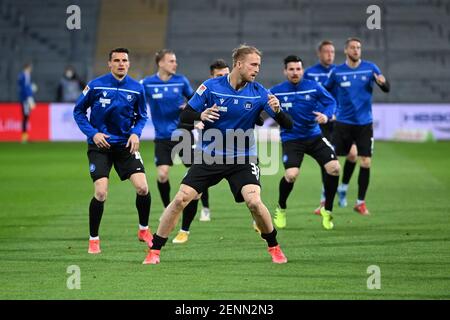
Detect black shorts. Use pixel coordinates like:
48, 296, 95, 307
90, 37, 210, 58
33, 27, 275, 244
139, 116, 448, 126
332, 122, 373, 157
181, 162, 261, 203
154, 134, 195, 167
319, 121, 334, 141
87, 144, 146, 182
281, 136, 337, 169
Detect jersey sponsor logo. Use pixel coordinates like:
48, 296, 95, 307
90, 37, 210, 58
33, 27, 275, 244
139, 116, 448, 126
196, 84, 207, 96
99, 97, 111, 107
244, 102, 253, 110
281, 102, 293, 110
152, 93, 163, 99
82, 85, 90, 96
340, 81, 351, 87
217, 106, 228, 112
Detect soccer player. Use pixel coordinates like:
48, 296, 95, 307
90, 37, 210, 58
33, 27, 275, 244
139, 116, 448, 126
17, 62, 36, 143
324, 37, 390, 215
304, 40, 358, 213
141, 49, 199, 238
271, 55, 340, 230
73, 48, 152, 254
143, 45, 293, 265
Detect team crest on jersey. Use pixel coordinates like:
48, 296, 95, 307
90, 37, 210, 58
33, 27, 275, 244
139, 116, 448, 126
173, 87, 179, 93
82, 85, 90, 96
196, 84, 207, 96
361, 75, 367, 81
244, 102, 253, 110
127, 94, 133, 102
164, 87, 168, 92
305, 94, 311, 101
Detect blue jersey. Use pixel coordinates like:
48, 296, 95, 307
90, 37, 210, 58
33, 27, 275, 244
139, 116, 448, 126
17, 71, 33, 103
73, 73, 148, 145
188, 75, 277, 158
304, 63, 335, 85
141, 74, 194, 140
324, 60, 382, 125
304, 62, 338, 103
270, 79, 336, 142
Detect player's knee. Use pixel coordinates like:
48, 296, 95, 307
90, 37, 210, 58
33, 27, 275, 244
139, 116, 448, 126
95, 190, 107, 202
325, 161, 340, 176
158, 172, 169, 183
136, 184, 149, 196
284, 172, 298, 183
360, 157, 371, 168
347, 153, 357, 162
246, 197, 263, 213
173, 192, 189, 210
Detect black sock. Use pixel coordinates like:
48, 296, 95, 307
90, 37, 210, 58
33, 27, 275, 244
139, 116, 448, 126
342, 160, 356, 184
278, 177, 294, 209
157, 180, 171, 208
324, 173, 339, 211
358, 167, 370, 200
261, 228, 278, 247
181, 199, 199, 231
136, 192, 151, 227
89, 197, 104, 237
151, 233, 168, 250
22, 115, 29, 132
201, 189, 209, 208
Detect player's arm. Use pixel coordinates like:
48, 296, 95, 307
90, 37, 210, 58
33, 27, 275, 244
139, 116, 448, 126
265, 94, 293, 129
323, 69, 336, 92
374, 73, 390, 92
73, 85, 99, 140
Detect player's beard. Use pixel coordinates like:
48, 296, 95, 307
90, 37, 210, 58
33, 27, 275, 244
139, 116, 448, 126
348, 54, 360, 63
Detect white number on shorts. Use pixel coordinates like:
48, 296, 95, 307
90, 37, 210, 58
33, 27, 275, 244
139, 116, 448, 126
135, 151, 144, 164
251, 162, 260, 180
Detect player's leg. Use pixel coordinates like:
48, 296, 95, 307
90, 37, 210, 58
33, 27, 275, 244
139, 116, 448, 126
309, 136, 340, 229
199, 189, 211, 221
241, 184, 287, 264
339, 143, 358, 206
154, 140, 174, 209
173, 192, 201, 244
129, 172, 153, 245
332, 122, 354, 208
21, 102, 30, 143
275, 140, 303, 228
353, 124, 373, 215
87, 145, 112, 254
316, 122, 334, 208
143, 184, 199, 264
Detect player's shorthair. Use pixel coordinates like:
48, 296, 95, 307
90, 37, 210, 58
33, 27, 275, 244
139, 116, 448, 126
232, 45, 262, 66
345, 37, 362, 48
210, 59, 229, 74
318, 40, 334, 51
155, 49, 175, 66
109, 48, 129, 61
283, 55, 303, 68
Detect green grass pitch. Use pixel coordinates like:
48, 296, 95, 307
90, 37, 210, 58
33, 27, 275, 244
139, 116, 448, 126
0, 141, 449, 299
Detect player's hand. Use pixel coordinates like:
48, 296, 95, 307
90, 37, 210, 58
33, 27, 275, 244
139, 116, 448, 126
93, 133, 111, 149
268, 94, 280, 113
313, 111, 328, 124
126, 133, 140, 154
194, 121, 205, 130
374, 73, 386, 85
201, 105, 220, 123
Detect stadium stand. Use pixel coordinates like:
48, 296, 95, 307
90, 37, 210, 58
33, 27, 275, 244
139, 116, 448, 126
0, 0, 449, 102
